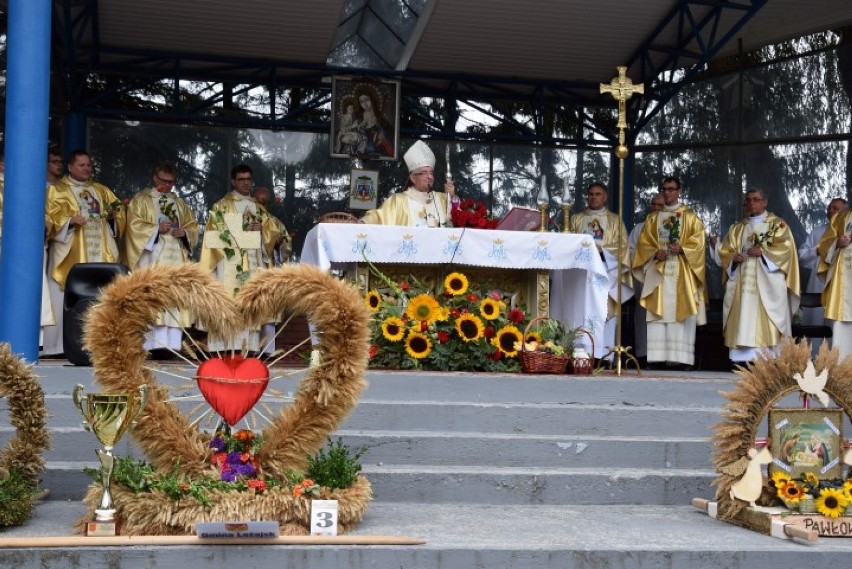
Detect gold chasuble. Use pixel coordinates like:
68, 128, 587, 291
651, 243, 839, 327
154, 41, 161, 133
125, 188, 200, 331
631, 204, 707, 323
125, 188, 199, 269
719, 212, 799, 351
362, 189, 450, 227
571, 208, 633, 317
45, 176, 126, 289
818, 209, 852, 322
199, 192, 280, 291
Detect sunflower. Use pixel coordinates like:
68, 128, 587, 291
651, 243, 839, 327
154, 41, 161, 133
804, 472, 820, 488
444, 272, 469, 296
816, 488, 848, 518
405, 331, 432, 359
406, 294, 441, 324
779, 482, 806, 504
365, 290, 382, 312
479, 298, 503, 320
524, 331, 543, 345
492, 325, 523, 357
436, 307, 450, 322
381, 316, 406, 342
843, 479, 852, 500
456, 313, 485, 342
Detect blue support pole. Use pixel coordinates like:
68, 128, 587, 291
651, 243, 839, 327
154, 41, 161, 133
0, 0, 53, 361
64, 112, 88, 155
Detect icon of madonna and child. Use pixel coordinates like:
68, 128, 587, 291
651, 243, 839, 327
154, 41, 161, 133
332, 81, 397, 160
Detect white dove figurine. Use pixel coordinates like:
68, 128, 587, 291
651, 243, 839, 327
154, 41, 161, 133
793, 360, 829, 407
726, 447, 773, 507
844, 448, 852, 467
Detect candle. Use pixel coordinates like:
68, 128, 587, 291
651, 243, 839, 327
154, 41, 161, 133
537, 174, 548, 204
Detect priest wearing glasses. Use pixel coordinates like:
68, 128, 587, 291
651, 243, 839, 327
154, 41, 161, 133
362, 141, 456, 227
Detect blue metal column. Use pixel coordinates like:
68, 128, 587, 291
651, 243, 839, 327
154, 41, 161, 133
64, 112, 88, 155
0, 0, 53, 361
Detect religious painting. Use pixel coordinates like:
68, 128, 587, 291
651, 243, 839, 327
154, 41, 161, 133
348, 169, 379, 210
768, 408, 844, 480
331, 76, 400, 160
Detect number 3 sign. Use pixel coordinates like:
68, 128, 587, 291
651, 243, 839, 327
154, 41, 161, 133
311, 500, 339, 536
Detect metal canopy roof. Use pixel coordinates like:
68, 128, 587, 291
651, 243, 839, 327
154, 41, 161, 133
40, 0, 852, 138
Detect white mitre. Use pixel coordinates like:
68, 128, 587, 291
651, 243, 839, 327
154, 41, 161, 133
403, 140, 435, 172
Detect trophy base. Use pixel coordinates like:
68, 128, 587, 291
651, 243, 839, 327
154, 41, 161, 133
86, 519, 120, 537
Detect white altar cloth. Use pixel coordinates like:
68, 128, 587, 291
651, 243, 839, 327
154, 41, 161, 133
301, 223, 611, 355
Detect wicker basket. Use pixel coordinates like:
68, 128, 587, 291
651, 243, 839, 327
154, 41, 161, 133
567, 328, 595, 375
318, 211, 363, 224
520, 317, 569, 374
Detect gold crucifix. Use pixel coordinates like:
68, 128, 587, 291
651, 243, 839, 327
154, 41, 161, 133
600, 66, 644, 132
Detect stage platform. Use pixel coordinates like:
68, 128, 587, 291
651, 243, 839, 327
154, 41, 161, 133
2, 362, 852, 567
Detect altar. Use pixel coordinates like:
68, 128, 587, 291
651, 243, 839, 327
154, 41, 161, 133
300, 224, 610, 353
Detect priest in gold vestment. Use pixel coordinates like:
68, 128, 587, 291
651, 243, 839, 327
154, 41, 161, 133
817, 202, 852, 359
125, 164, 199, 351
720, 188, 800, 363
199, 164, 281, 353
632, 177, 707, 368
571, 182, 633, 358
362, 140, 456, 227
42, 150, 126, 355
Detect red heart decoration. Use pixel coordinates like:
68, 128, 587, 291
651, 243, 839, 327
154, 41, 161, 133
196, 356, 270, 426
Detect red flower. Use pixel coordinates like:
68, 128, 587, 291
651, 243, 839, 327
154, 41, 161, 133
420, 320, 429, 332
508, 308, 525, 323
400, 281, 410, 292
437, 331, 450, 343
779, 222, 786, 228
122, 197, 131, 204
675, 212, 681, 218
467, 293, 478, 302
247, 479, 267, 493
488, 349, 502, 361
369, 344, 379, 359
484, 326, 495, 339
450, 309, 460, 318
211, 452, 227, 469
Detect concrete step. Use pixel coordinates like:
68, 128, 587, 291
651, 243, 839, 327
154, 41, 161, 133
31, 428, 712, 469
29, 395, 722, 438
4, 502, 852, 569
39, 460, 715, 505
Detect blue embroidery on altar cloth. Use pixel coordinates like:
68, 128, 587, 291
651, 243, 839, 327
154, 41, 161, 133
488, 241, 507, 261
575, 241, 593, 264
398, 237, 417, 258
442, 239, 463, 257
532, 242, 551, 262
591, 273, 608, 291
352, 238, 371, 256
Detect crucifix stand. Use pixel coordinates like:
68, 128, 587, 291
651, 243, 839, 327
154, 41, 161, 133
599, 66, 643, 376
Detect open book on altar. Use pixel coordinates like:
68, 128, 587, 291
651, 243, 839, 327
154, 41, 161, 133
496, 206, 541, 231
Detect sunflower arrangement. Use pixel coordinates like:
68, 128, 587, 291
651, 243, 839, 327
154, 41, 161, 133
366, 270, 530, 372
770, 470, 852, 517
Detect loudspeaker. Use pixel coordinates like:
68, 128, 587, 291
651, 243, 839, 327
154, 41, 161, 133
63, 262, 130, 366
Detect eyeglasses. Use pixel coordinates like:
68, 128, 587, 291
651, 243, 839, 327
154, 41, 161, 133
744, 197, 765, 203
661, 186, 679, 193
156, 174, 176, 185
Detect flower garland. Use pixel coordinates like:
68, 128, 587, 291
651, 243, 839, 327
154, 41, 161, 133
749, 220, 785, 248
662, 210, 682, 243
770, 471, 852, 518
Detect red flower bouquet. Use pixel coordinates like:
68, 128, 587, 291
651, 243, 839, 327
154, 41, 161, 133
451, 198, 499, 229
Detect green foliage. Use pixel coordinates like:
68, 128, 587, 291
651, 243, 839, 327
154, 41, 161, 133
306, 438, 366, 490
84, 456, 283, 508
0, 469, 38, 527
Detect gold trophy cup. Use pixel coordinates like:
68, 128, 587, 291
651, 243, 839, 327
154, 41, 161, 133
73, 384, 148, 536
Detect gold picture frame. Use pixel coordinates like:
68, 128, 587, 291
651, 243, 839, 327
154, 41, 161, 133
768, 408, 843, 480
330, 76, 400, 160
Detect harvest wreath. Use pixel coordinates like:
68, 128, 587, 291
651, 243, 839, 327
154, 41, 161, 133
77, 263, 372, 535
0, 343, 50, 527
710, 339, 852, 538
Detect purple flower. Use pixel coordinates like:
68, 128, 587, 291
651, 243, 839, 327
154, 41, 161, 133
209, 437, 225, 452
220, 467, 237, 482
225, 451, 244, 465
233, 462, 256, 478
